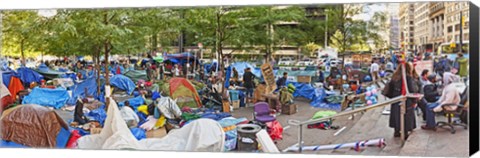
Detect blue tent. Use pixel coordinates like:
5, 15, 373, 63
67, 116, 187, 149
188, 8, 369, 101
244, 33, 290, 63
17, 67, 44, 87
22, 87, 70, 109
110, 75, 136, 95
67, 77, 101, 105
2, 70, 19, 87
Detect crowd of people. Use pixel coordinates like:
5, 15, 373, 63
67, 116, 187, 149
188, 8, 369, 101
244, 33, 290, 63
381, 52, 468, 139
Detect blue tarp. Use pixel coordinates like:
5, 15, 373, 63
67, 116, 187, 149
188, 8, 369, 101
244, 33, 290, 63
130, 128, 147, 140
110, 75, 135, 95
118, 96, 144, 110
67, 77, 100, 105
2, 70, 19, 87
229, 62, 262, 78
22, 88, 70, 109
16, 67, 44, 86
291, 82, 316, 100
86, 108, 107, 126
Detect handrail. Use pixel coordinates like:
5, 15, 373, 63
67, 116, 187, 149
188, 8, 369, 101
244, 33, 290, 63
288, 95, 405, 126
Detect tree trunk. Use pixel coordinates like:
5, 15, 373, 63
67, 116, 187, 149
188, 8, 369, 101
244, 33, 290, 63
152, 34, 158, 52
20, 39, 25, 66
216, 8, 227, 98
95, 49, 101, 96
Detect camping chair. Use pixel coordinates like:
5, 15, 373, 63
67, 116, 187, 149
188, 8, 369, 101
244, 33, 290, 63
436, 86, 468, 134
253, 102, 276, 124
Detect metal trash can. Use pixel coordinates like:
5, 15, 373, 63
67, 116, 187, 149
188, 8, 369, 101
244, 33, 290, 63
236, 124, 261, 151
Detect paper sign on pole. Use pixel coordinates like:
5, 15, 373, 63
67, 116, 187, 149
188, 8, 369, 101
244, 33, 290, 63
261, 63, 277, 94
414, 60, 433, 77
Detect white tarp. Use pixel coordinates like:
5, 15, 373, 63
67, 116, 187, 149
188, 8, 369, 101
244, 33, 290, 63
77, 97, 225, 151
156, 97, 182, 119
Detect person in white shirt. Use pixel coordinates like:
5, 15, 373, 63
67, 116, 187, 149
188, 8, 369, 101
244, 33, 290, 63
174, 64, 180, 77
370, 61, 380, 81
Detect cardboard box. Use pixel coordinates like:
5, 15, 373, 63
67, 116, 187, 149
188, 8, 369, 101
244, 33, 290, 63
296, 76, 311, 83
222, 101, 231, 113
146, 127, 167, 138
232, 100, 240, 109
282, 104, 297, 115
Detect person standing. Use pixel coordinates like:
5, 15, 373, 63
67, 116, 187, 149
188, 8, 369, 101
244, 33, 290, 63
243, 68, 255, 104
457, 53, 468, 78
276, 72, 288, 89
383, 62, 419, 139
174, 64, 180, 77
370, 60, 380, 81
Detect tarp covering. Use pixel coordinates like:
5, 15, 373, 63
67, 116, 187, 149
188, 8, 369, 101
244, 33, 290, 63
0, 104, 69, 148
2, 70, 19, 87
291, 82, 316, 100
22, 88, 70, 109
276, 70, 317, 77
16, 67, 44, 86
67, 77, 99, 105
35, 64, 65, 80
123, 70, 147, 83
110, 75, 136, 95
118, 96, 145, 110
169, 78, 202, 108
77, 98, 225, 151
229, 62, 262, 78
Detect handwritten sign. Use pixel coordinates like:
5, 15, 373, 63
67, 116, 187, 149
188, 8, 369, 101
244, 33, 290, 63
261, 63, 277, 93
414, 60, 433, 77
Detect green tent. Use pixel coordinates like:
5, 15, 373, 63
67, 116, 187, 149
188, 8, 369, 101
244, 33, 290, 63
123, 70, 148, 83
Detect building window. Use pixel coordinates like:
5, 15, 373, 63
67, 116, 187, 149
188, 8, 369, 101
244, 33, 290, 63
448, 26, 453, 32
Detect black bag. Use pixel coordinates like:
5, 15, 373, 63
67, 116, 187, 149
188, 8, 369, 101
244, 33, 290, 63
382, 81, 393, 98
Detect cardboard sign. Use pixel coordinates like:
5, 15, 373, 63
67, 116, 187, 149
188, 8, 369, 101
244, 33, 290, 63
261, 63, 277, 93
415, 60, 433, 77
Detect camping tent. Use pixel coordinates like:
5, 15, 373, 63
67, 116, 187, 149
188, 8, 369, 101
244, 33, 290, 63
123, 70, 148, 83
169, 78, 202, 108
16, 67, 44, 87
67, 77, 100, 105
110, 75, 136, 95
0, 104, 71, 148
35, 63, 66, 80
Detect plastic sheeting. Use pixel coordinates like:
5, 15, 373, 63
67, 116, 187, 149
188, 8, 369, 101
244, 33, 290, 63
156, 97, 182, 120
276, 70, 317, 77
2, 70, 19, 87
16, 67, 44, 86
86, 108, 107, 126
123, 70, 147, 83
77, 98, 225, 151
22, 88, 70, 109
110, 75, 136, 95
229, 62, 261, 78
67, 77, 99, 105
130, 128, 147, 140
0, 104, 70, 148
291, 83, 316, 100
118, 96, 145, 110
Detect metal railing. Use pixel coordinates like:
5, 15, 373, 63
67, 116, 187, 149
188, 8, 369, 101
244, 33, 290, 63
287, 72, 419, 153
